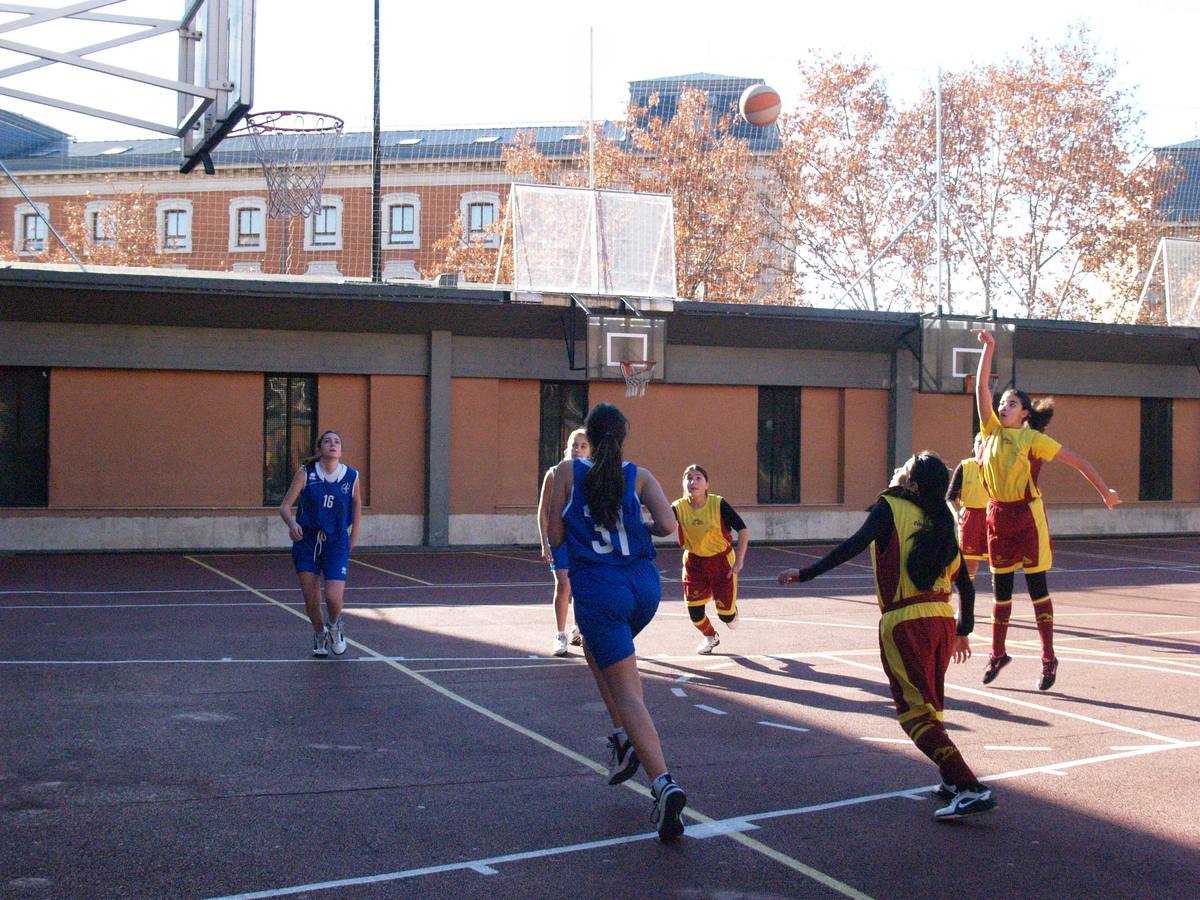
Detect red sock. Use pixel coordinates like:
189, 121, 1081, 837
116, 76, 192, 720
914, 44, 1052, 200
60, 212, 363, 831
906, 716, 977, 788
1032, 596, 1054, 659
991, 600, 1012, 658
695, 617, 716, 637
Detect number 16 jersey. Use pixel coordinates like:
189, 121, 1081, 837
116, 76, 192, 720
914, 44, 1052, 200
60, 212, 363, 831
562, 458, 655, 569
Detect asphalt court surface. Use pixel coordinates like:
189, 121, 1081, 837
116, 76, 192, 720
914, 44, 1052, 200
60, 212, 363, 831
2, 537, 1198, 898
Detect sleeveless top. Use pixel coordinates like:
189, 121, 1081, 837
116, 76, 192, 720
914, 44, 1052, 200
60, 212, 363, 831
562, 458, 655, 568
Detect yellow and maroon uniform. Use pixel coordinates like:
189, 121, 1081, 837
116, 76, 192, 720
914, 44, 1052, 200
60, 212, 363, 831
672, 493, 744, 626
949, 457, 989, 561
978, 411, 1061, 574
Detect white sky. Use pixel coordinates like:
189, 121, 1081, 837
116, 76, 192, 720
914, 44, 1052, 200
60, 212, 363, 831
1, 0, 1198, 149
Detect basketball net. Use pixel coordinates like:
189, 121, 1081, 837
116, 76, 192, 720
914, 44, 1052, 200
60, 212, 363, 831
237, 111, 345, 219
620, 360, 656, 397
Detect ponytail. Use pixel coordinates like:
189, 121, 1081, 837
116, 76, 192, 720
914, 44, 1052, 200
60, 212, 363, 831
583, 403, 628, 531
1006, 390, 1055, 432
904, 452, 959, 591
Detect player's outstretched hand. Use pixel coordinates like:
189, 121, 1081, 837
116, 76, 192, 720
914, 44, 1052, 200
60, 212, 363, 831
952, 635, 971, 664
1104, 488, 1122, 510
971, 328, 995, 347
778, 567, 814, 586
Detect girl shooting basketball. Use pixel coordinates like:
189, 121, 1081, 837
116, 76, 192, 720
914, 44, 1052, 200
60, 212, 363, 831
672, 465, 750, 654
279, 430, 362, 658
778, 452, 993, 821
972, 329, 1120, 690
546, 403, 688, 841
537, 428, 590, 656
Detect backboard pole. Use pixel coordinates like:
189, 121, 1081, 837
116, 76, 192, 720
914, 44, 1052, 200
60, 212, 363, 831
0, 159, 85, 271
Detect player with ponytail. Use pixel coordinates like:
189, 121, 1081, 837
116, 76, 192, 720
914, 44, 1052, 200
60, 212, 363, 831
778, 451, 994, 821
546, 403, 689, 840
972, 330, 1120, 691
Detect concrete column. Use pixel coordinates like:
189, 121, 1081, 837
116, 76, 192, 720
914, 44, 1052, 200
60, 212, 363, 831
888, 348, 914, 474
425, 330, 452, 546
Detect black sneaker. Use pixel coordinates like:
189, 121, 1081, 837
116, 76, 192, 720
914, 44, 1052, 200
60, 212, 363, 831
651, 778, 687, 841
605, 733, 640, 785
1038, 657, 1058, 691
982, 653, 1011, 684
934, 785, 997, 821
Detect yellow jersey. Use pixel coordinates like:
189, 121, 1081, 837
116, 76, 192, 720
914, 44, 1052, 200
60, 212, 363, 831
870, 493, 958, 611
672, 494, 733, 559
979, 411, 1061, 503
959, 458, 990, 510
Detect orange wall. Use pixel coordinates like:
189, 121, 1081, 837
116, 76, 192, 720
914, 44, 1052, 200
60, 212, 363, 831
49, 369, 261, 507
1036, 395, 1139, 503
912, 392, 975, 468
449, 378, 541, 514
318, 375, 370, 503
843, 389, 890, 508
368, 376, 426, 515
496, 380, 542, 506
1174, 399, 1200, 502
590, 383, 759, 507
801, 388, 843, 504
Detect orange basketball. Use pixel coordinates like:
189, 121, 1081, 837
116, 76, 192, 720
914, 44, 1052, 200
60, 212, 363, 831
739, 83, 781, 127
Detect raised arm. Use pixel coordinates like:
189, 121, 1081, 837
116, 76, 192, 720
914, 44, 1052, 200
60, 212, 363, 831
1055, 447, 1122, 509
972, 328, 996, 426
636, 468, 677, 537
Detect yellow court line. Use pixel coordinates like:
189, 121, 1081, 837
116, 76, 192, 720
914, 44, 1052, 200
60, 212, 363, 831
184, 555, 869, 900
471, 550, 545, 566
350, 557, 434, 585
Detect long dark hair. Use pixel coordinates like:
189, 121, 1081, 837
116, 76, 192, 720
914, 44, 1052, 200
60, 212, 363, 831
301, 430, 340, 467
583, 403, 627, 531
1003, 389, 1055, 432
904, 451, 959, 591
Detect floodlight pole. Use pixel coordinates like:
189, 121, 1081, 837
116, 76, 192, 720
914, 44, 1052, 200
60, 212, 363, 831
370, 0, 382, 283
588, 26, 595, 191
935, 66, 944, 310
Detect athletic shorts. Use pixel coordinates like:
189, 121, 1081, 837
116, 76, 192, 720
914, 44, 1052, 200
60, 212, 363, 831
986, 496, 1053, 575
958, 507, 988, 561
550, 543, 569, 572
878, 602, 957, 725
569, 559, 662, 670
682, 551, 737, 614
292, 529, 351, 581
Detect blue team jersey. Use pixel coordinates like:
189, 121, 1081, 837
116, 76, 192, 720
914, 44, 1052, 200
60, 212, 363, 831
563, 459, 656, 569
295, 462, 358, 539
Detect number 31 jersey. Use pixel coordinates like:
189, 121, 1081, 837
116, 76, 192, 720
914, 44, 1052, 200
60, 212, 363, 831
562, 458, 655, 568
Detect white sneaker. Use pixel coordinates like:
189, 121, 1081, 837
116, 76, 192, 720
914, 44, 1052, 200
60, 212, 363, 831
311, 630, 329, 658
329, 620, 346, 656
569, 626, 583, 646
934, 786, 997, 821
552, 632, 569, 657
696, 633, 720, 655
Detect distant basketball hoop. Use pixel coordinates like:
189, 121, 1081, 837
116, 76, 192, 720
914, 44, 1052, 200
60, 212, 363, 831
236, 111, 344, 219
620, 360, 656, 397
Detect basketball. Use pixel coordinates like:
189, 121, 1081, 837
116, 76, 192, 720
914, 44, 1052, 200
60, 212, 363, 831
739, 84, 781, 127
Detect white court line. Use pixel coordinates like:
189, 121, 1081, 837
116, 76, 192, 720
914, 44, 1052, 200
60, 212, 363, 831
766, 546, 873, 570
470, 550, 544, 566
984, 745, 1052, 751
861, 737, 911, 744
671, 687, 688, 697
759, 721, 810, 733
350, 557, 433, 585
186, 555, 868, 900
208, 741, 1199, 900
999, 641, 1200, 673
812, 652, 1189, 744
695, 704, 727, 715
674, 673, 693, 683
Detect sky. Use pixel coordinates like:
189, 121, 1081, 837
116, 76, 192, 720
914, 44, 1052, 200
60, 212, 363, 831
1, 0, 1198, 150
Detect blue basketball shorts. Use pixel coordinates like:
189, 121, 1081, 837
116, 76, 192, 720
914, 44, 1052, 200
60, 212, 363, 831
292, 529, 351, 581
569, 559, 662, 669
550, 543, 569, 572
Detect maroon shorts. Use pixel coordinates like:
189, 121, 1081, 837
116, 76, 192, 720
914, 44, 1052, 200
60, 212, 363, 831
959, 507, 988, 560
682, 551, 736, 614
986, 497, 1053, 575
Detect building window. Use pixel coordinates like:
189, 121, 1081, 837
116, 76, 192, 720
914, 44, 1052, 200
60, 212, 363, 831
304, 196, 343, 250
0, 368, 49, 507
1139, 397, 1172, 501
228, 198, 267, 252
383, 192, 420, 248
85, 201, 115, 245
460, 191, 500, 247
263, 374, 318, 506
539, 381, 588, 485
758, 386, 801, 503
13, 204, 48, 254
155, 200, 192, 253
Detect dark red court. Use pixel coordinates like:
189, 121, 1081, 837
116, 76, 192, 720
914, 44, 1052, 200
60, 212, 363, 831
2, 537, 1198, 898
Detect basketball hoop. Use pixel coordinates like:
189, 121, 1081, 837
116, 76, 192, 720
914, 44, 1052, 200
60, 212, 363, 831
235, 111, 344, 219
620, 360, 656, 397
